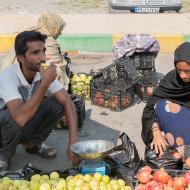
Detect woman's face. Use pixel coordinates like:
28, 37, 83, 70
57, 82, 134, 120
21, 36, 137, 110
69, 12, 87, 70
176, 61, 190, 83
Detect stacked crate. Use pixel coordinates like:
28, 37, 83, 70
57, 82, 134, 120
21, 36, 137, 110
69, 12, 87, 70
90, 58, 137, 112
129, 52, 163, 102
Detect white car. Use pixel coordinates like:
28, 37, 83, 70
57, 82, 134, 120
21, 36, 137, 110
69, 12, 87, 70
108, 0, 182, 13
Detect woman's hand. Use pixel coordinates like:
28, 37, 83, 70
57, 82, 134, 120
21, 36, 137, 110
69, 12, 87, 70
151, 129, 167, 156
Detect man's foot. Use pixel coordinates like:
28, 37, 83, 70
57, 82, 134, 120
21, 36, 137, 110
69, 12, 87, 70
0, 155, 9, 171
25, 144, 57, 159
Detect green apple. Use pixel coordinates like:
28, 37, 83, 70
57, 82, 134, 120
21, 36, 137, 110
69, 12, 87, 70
117, 179, 125, 187
93, 173, 102, 182
50, 172, 60, 180
41, 175, 49, 180
13, 180, 21, 187
83, 174, 92, 183
124, 186, 132, 190
81, 183, 90, 190
67, 184, 75, 190
67, 179, 75, 187
89, 179, 99, 188
74, 174, 84, 180
39, 183, 51, 190
31, 174, 41, 182
2, 179, 12, 186
66, 176, 74, 182
7, 185, 17, 190
75, 179, 84, 187
100, 184, 107, 190
0, 183, 9, 190
110, 183, 120, 190
110, 180, 118, 185
40, 179, 47, 184
102, 176, 110, 184
74, 186, 81, 190
107, 184, 111, 190
49, 179, 57, 187
30, 181, 40, 190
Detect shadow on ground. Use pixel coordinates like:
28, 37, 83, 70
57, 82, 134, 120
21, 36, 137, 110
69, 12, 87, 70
10, 109, 120, 172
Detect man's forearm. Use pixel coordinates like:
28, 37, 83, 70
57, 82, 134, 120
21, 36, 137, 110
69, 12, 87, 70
54, 89, 78, 145
64, 100, 78, 145
14, 82, 48, 126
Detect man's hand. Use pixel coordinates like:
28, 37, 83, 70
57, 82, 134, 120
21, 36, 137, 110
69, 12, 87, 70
151, 129, 167, 156
40, 63, 57, 87
67, 147, 80, 166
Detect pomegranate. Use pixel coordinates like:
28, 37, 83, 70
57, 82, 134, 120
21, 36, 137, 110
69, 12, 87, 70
140, 166, 152, 173
135, 183, 148, 190
147, 180, 163, 190
167, 177, 174, 187
184, 172, 190, 184
173, 176, 187, 190
185, 157, 190, 167
153, 168, 169, 184
137, 170, 151, 184
173, 152, 183, 160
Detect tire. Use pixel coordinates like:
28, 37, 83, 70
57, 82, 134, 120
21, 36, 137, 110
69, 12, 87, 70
108, 6, 113, 13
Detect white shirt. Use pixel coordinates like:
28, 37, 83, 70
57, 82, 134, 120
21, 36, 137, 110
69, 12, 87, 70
0, 63, 64, 110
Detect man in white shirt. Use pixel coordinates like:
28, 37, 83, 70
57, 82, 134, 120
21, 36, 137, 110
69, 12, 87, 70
0, 30, 78, 171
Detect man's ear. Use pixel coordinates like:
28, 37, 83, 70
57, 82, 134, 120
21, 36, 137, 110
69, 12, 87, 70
17, 55, 25, 64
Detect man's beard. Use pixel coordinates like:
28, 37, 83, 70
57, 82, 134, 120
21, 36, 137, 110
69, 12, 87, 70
182, 78, 190, 83
28, 63, 42, 72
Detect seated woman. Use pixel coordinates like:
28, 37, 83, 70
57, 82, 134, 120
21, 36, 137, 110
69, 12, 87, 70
0, 11, 70, 90
142, 42, 190, 156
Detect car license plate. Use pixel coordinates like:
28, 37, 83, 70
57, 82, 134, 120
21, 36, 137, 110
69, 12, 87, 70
133, 7, 160, 13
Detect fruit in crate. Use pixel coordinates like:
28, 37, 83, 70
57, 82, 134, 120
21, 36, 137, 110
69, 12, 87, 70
72, 74, 81, 83
185, 157, 190, 167
0, 172, 132, 190
72, 74, 92, 84
71, 74, 92, 99
135, 166, 190, 190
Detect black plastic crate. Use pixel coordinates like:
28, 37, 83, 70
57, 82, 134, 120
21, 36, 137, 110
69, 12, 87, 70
134, 72, 164, 103
92, 57, 139, 84
90, 82, 134, 112
129, 52, 156, 71
74, 97, 85, 128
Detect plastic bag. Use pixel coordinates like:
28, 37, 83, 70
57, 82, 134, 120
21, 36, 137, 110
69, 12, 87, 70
108, 132, 140, 165
145, 146, 183, 169
105, 133, 144, 187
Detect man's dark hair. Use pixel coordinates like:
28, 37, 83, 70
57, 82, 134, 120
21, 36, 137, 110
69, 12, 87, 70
14, 30, 47, 56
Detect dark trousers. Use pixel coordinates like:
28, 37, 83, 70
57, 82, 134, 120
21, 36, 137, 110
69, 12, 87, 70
0, 96, 64, 160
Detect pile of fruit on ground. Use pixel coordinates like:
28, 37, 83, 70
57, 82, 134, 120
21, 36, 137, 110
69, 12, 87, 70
135, 166, 190, 190
0, 172, 132, 190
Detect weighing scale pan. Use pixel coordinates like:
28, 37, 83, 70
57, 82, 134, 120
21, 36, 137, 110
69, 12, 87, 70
70, 140, 114, 160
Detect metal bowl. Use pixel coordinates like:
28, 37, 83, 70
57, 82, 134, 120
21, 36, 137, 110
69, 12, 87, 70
70, 140, 114, 160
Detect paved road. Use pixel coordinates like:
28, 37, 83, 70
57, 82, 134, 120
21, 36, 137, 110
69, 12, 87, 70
0, 52, 174, 172
0, 13, 190, 35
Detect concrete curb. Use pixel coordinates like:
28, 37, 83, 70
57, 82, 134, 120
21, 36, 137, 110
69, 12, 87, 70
0, 34, 189, 53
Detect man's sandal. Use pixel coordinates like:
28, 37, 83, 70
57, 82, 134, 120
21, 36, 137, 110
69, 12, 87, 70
0, 156, 9, 171
25, 144, 56, 159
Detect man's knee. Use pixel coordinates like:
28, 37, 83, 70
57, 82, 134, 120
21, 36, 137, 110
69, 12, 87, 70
0, 110, 21, 147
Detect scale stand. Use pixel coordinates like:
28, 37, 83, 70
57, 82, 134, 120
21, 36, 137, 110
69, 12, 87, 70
80, 160, 108, 175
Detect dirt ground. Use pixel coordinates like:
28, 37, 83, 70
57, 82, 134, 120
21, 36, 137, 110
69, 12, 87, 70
0, 0, 184, 173
0, 52, 174, 172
